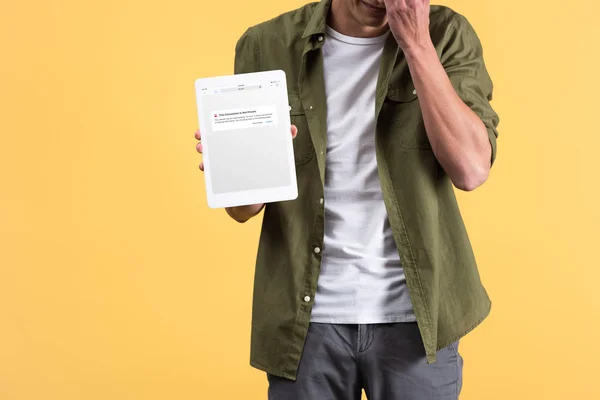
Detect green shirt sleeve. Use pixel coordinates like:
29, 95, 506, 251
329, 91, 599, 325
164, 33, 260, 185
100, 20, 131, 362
441, 15, 500, 166
234, 28, 260, 75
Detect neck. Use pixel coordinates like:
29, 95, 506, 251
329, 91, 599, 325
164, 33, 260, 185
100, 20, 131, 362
328, 0, 389, 38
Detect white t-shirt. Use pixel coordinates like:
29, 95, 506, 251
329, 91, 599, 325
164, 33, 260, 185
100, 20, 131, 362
310, 26, 416, 324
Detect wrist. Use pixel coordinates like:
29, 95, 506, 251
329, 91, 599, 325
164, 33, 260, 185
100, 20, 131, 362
226, 203, 265, 223
402, 39, 436, 61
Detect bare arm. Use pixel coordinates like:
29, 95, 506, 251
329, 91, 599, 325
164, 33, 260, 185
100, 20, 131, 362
404, 44, 491, 191
384, 0, 495, 191
224, 203, 265, 223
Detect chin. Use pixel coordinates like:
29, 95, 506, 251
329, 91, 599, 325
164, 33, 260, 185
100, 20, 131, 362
359, 15, 387, 28
354, 1, 388, 28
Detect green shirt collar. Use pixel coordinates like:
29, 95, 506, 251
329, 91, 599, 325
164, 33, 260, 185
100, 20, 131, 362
302, 0, 332, 38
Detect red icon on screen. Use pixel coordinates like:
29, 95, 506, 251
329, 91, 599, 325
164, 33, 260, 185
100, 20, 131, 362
214, 114, 218, 117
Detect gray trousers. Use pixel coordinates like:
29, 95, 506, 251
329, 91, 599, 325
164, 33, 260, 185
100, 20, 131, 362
268, 322, 463, 400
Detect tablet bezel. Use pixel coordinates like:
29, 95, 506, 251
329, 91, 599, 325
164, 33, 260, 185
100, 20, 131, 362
195, 70, 298, 209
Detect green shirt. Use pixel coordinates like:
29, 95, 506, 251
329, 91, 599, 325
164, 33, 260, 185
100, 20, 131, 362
234, 0, 499, 380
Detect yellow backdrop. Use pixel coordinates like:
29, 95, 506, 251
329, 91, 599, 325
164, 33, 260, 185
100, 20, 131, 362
1, 0, 599, 399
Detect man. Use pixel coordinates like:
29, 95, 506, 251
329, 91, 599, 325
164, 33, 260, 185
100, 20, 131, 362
195, 0, 499, 398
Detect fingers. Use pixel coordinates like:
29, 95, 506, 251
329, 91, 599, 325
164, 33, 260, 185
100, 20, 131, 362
383, 0, 400, 10
291, 124, 298, 139
196, 129, 204, 171
195, 129, 203, 154
384, 0, 406, 11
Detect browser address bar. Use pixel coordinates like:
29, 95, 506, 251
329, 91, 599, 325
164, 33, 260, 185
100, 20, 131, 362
219, 85, 262, 93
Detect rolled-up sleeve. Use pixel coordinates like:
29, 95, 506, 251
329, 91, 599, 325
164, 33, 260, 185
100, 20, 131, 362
441, 15, 500, 166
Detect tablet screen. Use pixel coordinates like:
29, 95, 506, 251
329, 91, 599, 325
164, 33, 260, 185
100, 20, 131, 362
198, 77, 291, 195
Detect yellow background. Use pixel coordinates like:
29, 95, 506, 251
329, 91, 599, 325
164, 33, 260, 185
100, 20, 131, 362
1, 0, 599, 398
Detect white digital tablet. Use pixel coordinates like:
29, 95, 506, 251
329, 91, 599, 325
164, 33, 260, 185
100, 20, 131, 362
195, 70, 298, 209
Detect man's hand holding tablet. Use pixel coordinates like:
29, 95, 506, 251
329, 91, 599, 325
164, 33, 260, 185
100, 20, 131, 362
194, 125, 298, 223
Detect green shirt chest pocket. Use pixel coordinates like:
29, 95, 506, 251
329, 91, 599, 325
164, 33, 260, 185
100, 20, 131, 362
381, 85, 432, 150
288, 93, 315, 167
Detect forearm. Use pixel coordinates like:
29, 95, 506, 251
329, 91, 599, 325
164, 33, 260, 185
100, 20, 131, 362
404, 43, 491, 191
225, 203, 265, 223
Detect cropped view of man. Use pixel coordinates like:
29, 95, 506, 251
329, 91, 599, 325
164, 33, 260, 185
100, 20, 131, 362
195, 0, 499, 398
